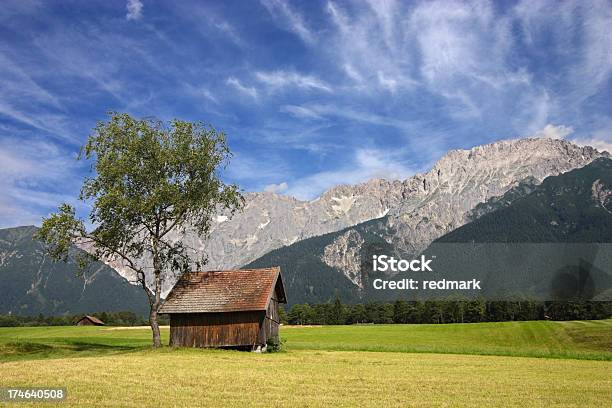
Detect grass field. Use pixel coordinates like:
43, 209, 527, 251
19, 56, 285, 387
0, 320, 611, 407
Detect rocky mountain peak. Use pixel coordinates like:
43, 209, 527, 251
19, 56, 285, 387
92, 137, 609, 295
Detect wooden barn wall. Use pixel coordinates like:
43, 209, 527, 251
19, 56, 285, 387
264, 297, 281, 342
169, 311, 265, 348
77, 319, 94, 326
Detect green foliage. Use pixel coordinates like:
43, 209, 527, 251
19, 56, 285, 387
35, 204, 87, 264
287, 299, 612, 325
0, 311, 150, 327
265, 336, 284, 352
278, 305, 288, 324
34, 113, 244, 346
36, 112, 243, 277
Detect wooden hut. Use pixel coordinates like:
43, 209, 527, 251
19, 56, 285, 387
159, 267, 287, 350
76, 315, 105, 326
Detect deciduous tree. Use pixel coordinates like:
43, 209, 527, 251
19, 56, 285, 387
36, 113, 244, 347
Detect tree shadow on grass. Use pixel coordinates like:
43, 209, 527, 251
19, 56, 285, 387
0, 341, 148, 362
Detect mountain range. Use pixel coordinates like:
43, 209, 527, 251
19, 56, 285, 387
98, 137, 609, 296
1, 137, 610, 313
0, 226, 149, 316
248, 157, 612, 304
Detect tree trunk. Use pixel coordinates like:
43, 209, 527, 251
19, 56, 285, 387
150, 305, 162, 348
148, 271, 163, 348
150, 234, 163, 348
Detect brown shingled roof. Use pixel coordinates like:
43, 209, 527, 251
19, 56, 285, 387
79, 315, 105, 325
159, 267, 286, 314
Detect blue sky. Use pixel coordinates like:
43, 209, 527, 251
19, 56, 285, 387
0, 0, 611, 228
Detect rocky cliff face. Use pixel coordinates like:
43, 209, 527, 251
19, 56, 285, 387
96, 137, 609, 294
98, 177, 406, 294
249, 157, 612, 305
318, 138, 608, 284
592, 179, 612, 214
321, 229, 365, 288
385, 138, 608, 255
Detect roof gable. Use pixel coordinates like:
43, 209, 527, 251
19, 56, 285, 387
159, 267, 286, 314
79, 315, 104, 325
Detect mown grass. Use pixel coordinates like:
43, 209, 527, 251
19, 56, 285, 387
0, 321, 611, 407
1, 348, 610, 407
1, 319, 610, 362
283, 319, 612, 360
0, 326, 164, 362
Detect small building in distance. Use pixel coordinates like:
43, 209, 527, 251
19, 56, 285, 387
159, 267, 287, 351
75, 315, 105, 326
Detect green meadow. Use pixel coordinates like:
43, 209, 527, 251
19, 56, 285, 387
0, 320, 611, 407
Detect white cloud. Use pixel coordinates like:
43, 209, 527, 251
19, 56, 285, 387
572, 137, 612, 154
323, 0, 543, 120
261, 0, 314, 43
126, 0, 143, 21
264, 182, 288, 194
377, 71, 399, 92
200, 88, 218, 104
514, 0, 612, 106
0, 138, 83, 228
29, 24, 161, 112
579, 1, 612, 99
525, 124, 612, 154
571, 124, 612, 154
213, 21, 243, 46
285, 104, 418, 131
226, 153, 291, 184
0, 53, 81, 143
285, 147, 416, 200
280, 105, 322, 119
326, 1, 416, 92
255, 70, 332, 92
343, 64, 363, 82
530, 124, 574, 140
412, 1, 497, 84
226, 77, 258, 99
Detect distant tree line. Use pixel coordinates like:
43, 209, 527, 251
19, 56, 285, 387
0, 311, 168, 327
2, 300, 609, 327
285, 298, 612, 325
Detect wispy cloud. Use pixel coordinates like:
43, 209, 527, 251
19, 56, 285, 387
524, 123, 612, 154
285, 147, 417, 200
0, 0, 610, 217
255, 70, 332, 92
172, 2, 244, 47
261, 0, 314, 44
514, 0, 612, 106
325, 1, 417, 93
280, 105, 323, 119
226, 77, 258, 99
0, 51, 79, 143
264, 182, 288, 194
567, 119, 612, 154
126, 0, 143, 21
282, 103, 418, 131
225, 152, 291, 187
529, 124, 574, 140
572, 137, 612, 154
0, 138, 83, 228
